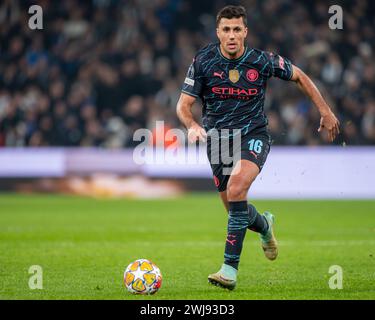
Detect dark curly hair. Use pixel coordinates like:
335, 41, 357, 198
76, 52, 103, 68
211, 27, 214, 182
216, 5, 247, 27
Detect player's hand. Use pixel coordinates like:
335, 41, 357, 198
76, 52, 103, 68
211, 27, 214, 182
318, 111, 340, 142
187, 124, 207, 143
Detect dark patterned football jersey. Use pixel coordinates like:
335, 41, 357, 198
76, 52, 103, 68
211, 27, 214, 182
181, 43, 293, 135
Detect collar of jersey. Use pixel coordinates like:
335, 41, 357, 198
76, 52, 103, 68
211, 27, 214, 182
216, 43, 249, 62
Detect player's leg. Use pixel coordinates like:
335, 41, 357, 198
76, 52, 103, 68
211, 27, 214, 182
208, 159, 257, 289
217, 133, 277, 254
239, 135, 278, 261
208, 133, 278, 289
222, 160, 260, 271
219, 168, 276, 257
219, 167, 269, 235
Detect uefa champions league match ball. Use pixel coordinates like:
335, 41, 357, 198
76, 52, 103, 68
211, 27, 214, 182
123, 259, 162, 294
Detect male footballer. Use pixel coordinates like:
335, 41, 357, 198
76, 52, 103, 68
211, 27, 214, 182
176, 5, 340, 290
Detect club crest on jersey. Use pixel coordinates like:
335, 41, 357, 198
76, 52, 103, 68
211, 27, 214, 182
246, 69, 259, 82
229, 69, 240, 83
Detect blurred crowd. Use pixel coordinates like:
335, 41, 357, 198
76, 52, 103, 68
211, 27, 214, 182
0, 0, 374, 147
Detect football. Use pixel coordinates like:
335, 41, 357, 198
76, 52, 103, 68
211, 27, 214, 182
123, 259, 162, 294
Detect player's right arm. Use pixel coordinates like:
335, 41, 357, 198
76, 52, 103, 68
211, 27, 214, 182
176, 93, 207, 143
177, 54, 207, 143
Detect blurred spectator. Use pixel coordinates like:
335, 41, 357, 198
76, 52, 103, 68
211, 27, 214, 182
0, 0, 374, 148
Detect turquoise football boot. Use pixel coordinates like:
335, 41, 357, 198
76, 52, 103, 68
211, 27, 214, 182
260, 211, 278, 261
208, 264, 237, 290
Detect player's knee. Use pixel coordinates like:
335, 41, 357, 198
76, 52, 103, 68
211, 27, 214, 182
227, 182, 248, 201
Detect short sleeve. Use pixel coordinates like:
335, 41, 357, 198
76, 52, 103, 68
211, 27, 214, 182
181, 57, 203, 98
267, 52, 293, 80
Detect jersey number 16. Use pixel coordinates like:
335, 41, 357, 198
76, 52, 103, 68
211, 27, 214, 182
248, 139, 263, 153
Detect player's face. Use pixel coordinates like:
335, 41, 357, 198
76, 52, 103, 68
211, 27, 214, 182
217, 17, 248, 59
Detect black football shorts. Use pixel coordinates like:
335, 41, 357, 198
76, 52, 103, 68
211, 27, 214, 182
206, 130, 271, 192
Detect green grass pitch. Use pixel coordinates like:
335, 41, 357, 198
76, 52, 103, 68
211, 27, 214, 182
0, 193, 374, 300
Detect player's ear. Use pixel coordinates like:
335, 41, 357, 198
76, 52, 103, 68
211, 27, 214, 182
244, 27, 248, 38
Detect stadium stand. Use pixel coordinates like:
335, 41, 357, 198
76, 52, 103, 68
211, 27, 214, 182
0, 0, 374, 147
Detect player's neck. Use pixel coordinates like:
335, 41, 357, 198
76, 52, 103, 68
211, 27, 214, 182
219, 44, 246, 60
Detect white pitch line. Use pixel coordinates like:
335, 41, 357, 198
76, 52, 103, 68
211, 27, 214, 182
132, 240, 375, 247
1, 240, 373, 248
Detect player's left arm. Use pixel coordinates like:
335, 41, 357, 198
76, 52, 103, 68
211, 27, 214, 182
290, 65, 340, 142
